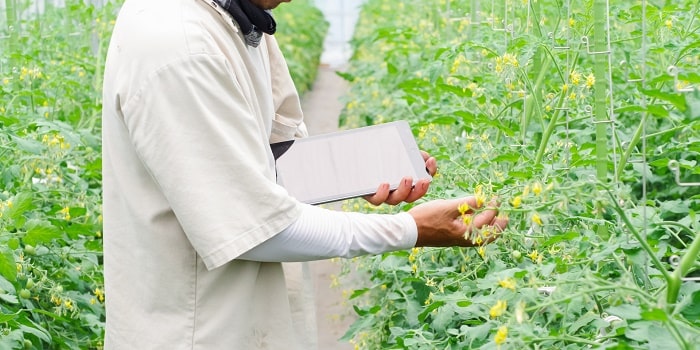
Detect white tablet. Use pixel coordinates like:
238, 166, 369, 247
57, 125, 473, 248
273, 120, 432, 205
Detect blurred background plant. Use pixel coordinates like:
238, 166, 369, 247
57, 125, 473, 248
0, 0, 328, 348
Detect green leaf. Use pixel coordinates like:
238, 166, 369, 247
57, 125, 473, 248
607, 304, 642, 320
680, 290, 700, 321
348, 288, 369, 300
641, 89, 687, 112
409, 280, 431, 305
624, 321, 651, 342
431, 304, 454, 332
463, 323, 492, 342
6, 192, 35, 221
19, 323, 51, 343
24, 223, 62, 246
334, 71, 355, 82
69, 207, 87, 218
340, 311, 376, 341
0, 293, 19, 305
640, 308, 668, 321
418, 301, 445, 322
7, 238, 19, 250
456, 300, 473, 307
10, 136, 44, 154
0, 311, 19, 323
646, 323, 679, 350
64, 222, 93, 240
0, 247, 17, 282
568, 313, 599, 333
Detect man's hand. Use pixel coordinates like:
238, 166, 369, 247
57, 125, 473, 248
409, 197, 508, 247
364, 151, 437, 205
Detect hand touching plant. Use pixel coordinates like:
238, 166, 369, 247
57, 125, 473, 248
409, 197, 507, 247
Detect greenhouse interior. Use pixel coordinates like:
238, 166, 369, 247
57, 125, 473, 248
0, 0, 699, 349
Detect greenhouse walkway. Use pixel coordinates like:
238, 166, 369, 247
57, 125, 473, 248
284, 2, 365, 348
299, 65, 357, 350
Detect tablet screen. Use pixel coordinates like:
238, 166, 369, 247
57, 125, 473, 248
274, 121, 432, 205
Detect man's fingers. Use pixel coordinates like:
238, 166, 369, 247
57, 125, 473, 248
472, 208, 498, 229
490, 215, 509, 232
364, 183, 390, 206
422, 152, 437, 176
384, 177, 413, 205
401, 179, 430, 203
451, 197, 478, 216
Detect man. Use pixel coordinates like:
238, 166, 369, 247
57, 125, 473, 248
101, 0, 507, 348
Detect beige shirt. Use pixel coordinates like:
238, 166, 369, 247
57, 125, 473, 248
101, 0, 311, 347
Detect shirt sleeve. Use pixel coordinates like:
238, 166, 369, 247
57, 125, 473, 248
238, 204, 418, 262
265, 34, 309, 143
119, 53, 302, 270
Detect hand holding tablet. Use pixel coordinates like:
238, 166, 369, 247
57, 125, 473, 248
273, 121, 433, 205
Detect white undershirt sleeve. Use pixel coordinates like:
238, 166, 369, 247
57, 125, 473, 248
238, 203, 418, 262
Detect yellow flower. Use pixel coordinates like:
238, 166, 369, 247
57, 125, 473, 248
462, 214, 473, 226
94, 288, 105, 302
561, 83, 569, 92
511, 196, 521, 208
475, 185, 486, 207
498, 277, 516, 291
568, 18, 576, 27
495, 325, 508, 345
585, 73, 595, 88
532, 212, 543, 226
489, 300, 507, 318
458, 202, 471, 215
502, 53, 519, 67
570, 71, 581, 85
478, 246, 486, 258
665, 18, 673, 29
528, 250, 539, 262
60, 206, 71, 220
532, 182, 542, 196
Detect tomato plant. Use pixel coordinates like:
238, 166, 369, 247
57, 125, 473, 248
338, 0, 700, 349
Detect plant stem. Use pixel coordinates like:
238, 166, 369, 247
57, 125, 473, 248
665, 318, 691, 350
530, 336, 602, 347
525, 285, 654, 312
667, 231, 700, 305
616, 112, 647, 180
605, 188, 674, 295
520, 47, 552, 143
534, 89, 566, 165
